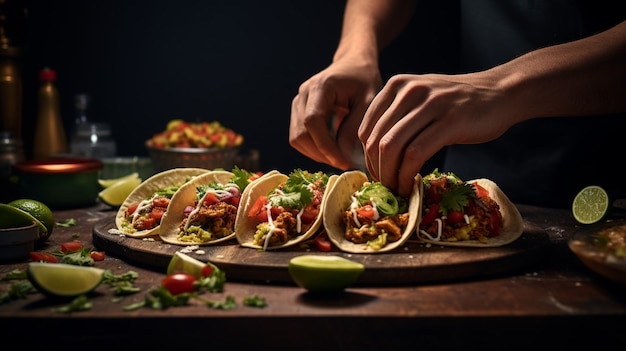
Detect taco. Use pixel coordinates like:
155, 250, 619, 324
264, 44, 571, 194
112, 168, 209, 238
416, 169, 524, 247
323, 170, 421, 253
235, 169, 338, 251
159, 168, 272, 245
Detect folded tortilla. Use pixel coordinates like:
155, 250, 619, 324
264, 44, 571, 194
113, 168, 210, 238
323, 170, 421, 253
235, 170, 338, 250
159, 170, 238, 245
416, 177, 524, 247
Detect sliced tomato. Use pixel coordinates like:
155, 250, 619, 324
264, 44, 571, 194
152, 196, 170, 208
202, 193, 220, 206
136, 217, 157, 231
90, 251, 106, 261
473, 182, 490, 200
151, 207, 165, 221
61, 240, 83, 253
29, 251, 58, 263
127, 203, 139, 216
356, 204, 376, 219
313, 231, 332, 252
300, 205, 319, 224
421, 203, 440, 226
162, 273, 197, 295
248, 196, 267, 220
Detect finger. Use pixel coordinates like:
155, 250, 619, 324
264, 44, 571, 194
289, 94, 331, 165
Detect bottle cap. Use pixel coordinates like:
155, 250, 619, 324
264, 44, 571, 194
39, 68, 57, 82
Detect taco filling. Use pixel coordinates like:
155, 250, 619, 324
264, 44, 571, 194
343, 181, 410, 251
418, 169, 502, 243
246, 169, 330, 250
121, 186, 180, 233
175, 168, 262, 244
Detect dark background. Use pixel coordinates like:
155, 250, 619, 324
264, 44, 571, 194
6, 0, 457, 174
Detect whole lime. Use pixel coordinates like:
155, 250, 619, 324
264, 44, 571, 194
8, 199, 55, 243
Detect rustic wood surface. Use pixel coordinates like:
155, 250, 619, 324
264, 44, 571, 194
1, 203, 625, 349
92, 215, 550, 284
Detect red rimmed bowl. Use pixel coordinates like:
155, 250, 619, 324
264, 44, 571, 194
12, 157, 103, 209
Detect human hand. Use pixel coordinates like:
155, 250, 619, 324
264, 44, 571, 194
358, 72, 516, 197
289, 59, 382, 170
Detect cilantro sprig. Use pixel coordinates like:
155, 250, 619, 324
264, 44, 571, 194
267, 169, 328, 210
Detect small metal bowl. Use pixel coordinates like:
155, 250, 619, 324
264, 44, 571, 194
146, 143, 239, 173
12, 157, 103, 209
0, 222, 38, 262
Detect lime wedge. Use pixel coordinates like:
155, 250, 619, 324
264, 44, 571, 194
167, 251, 218, 278
572, 185, 610, 224
98, 172, 140, 188
0, 203, 47, 241
27, 262, 105, 298
288, 255, 365, 293
98, 175, 142, 207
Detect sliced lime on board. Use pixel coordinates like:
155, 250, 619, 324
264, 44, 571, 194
98, 175, 142, 207
572, 185, 610, 225
28, 262, 105, 298
288, 255, 365, 293
98, 172, 140, 188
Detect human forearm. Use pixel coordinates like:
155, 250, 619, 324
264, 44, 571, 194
493, 20, 626, 123
333, 0, 416, 64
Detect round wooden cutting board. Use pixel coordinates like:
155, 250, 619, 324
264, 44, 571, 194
92, 215, 550, 285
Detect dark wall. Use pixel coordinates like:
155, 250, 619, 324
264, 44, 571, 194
16, 0, 457, 174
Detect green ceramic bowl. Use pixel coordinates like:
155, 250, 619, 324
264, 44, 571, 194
12, 157, 103, 209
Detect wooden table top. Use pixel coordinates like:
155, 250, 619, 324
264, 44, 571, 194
1, 202, 625, 349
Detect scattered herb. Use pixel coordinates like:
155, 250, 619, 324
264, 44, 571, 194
52, 295, 92, 313
124, 286, 191, 311
0, 281, 35, 304
102, 270, 141, 296
1, 269, 27, 281
243, 294, 267, 308
56, 218, 77, 227
203, 295, 237, 309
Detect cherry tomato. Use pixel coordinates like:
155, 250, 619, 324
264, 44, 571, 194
248, 196, 268, 221
313, 231, 332, 252
61, 240, 83, 253
90, 251, 106, 261
201, 265, 214, 277
29, 251, 58, 263
446, 211, 465, 224
135, 217, 157, 231
162, 273, 197, 295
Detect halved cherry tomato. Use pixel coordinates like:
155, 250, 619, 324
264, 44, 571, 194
356, 204, 376, 219
313, 231, 332, 252
136, 217, 157, 231
446, 211, 465, 224
162, 273, 197, 295
61, 240, 83, 253
90, 251, 106, 261
201, 265, 214, 277
29, 251, 58, 263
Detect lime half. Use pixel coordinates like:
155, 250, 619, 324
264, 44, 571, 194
572, 185, 610, 224
27, 262, 105, 298
288, 255, 365, 293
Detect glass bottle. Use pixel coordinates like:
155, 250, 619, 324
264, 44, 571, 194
33, 67, 67, 159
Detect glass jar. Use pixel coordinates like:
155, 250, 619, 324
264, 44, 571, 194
70, 122, 117, 159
